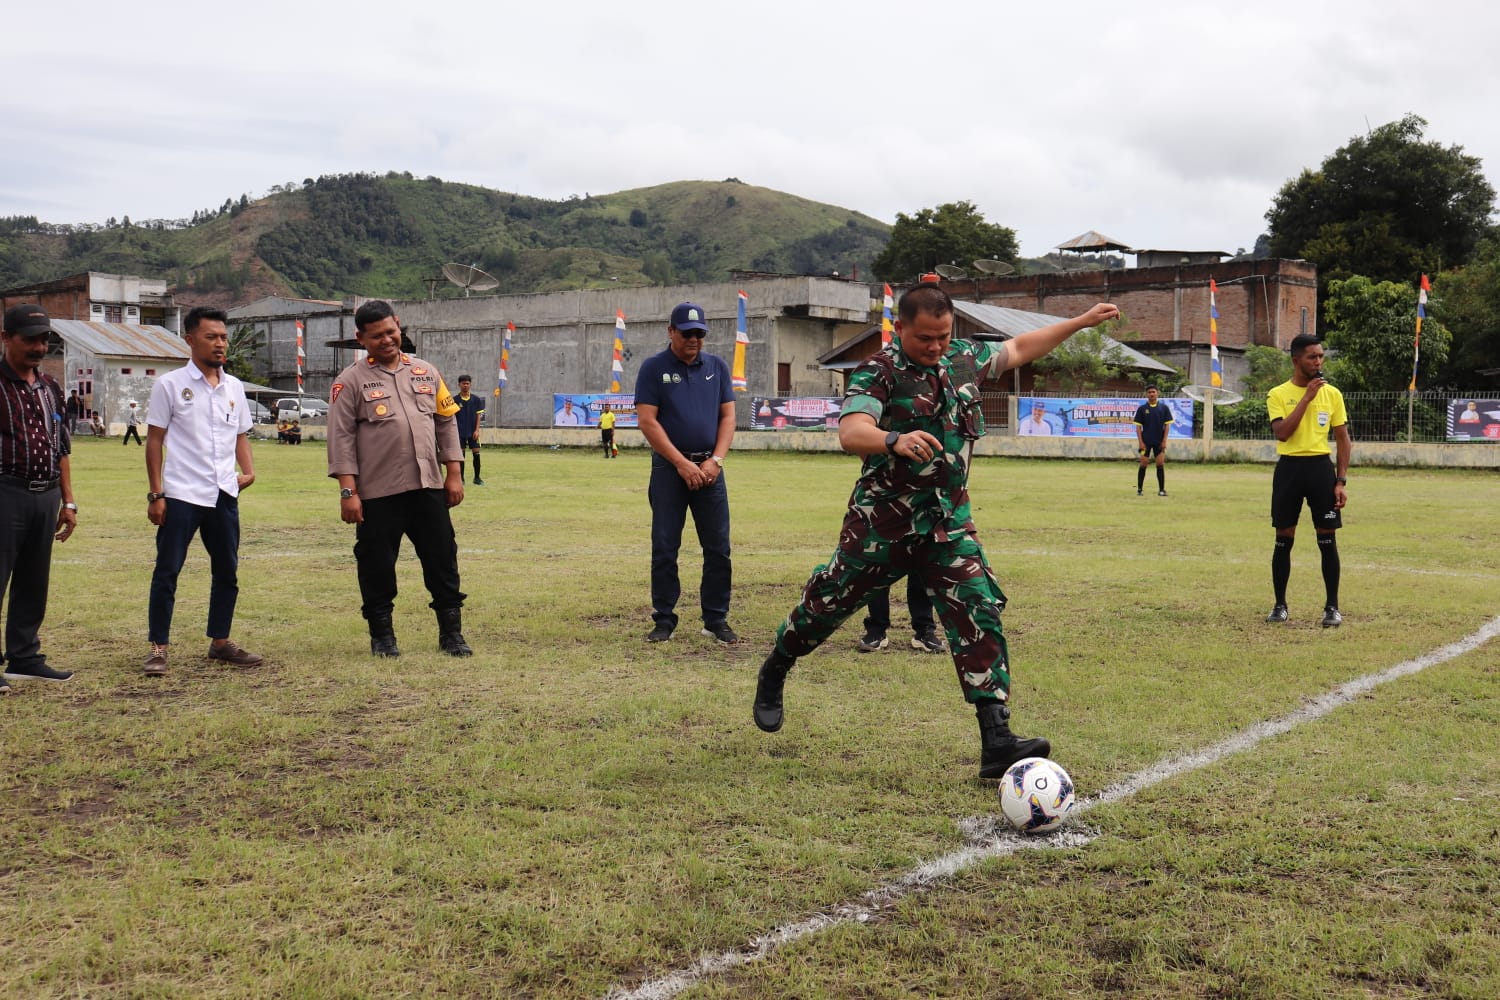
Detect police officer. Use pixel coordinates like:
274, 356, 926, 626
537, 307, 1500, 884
1, 304, 78, 691
327, 300, 472, 658
634, 301, 738, 645
753, 283, 1119, 781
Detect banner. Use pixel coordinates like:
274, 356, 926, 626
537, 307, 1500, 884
749, 396, 842, 430
1447, 399, 1500, 442
1016, 397, 1193, 438
553, 393, 638, 428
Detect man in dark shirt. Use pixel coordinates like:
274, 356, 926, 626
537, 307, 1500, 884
1133, 387, 1173, 496
1, 304, 79, 690
634, 302, 738, 645
453, 375, 486, 485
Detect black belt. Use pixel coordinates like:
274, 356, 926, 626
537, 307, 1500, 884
0, 474, 60, 492
685, 451, 714, 462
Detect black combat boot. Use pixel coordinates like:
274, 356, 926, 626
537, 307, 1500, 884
753, 648, 795, 733
437, 607, 473, 657
976, 701, 1051, 779
369, 615, 400, 658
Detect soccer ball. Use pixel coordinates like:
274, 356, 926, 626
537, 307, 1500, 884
998, 757, 1076, 834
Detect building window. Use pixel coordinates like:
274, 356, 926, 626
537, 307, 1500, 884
121, 368, 132, 375
777, 362, 792, 394
105, 305, 123, 323
145, 369, 156, 376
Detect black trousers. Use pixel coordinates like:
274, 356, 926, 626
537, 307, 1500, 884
0, 480, 59, 667
354, 489, 466, 620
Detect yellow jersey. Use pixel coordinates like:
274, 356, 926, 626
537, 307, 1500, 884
1266, 380, 1347, 456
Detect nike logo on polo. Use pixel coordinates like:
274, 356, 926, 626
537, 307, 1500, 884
706, 374, 716, 380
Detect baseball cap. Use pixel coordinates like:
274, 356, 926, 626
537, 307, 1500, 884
3, 303, 52, 337
670, 302, 709, 334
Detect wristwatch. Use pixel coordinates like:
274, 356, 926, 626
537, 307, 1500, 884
146, 492, 165, 502
1334, 476, 1348, 485
709, 454, 724, 466
885, 430, 901, 454
339, 487, 357, 499
62, 502, 78, 511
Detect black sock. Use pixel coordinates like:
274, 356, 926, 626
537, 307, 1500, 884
459, 461, 466, 482
1137, 466, 1146, 490
1318, 534, 1340, 608
1272, 536, 1294, 605
473, 453, 481, 479
1156, 466, 1165, 492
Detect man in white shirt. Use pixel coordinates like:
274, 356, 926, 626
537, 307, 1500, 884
142, 307, 262, 675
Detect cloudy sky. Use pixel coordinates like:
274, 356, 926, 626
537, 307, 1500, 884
3, 0, 1496, 259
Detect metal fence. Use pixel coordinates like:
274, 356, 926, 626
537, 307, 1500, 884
982, 391, 1491, 444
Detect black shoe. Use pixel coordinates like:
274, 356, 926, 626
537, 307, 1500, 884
911, 629, 946, 654
1136, 488, 1143, 496
976, 701, 1050, 779
1158, 490, 1167, 497
369, 615, 400, 658
646, 623, 674, 643
1320, 606, 1342, 628
472, 478, 485, 486
437, 608, 473, 657
2, 661, 73, 682
754, 650, 794, 733
701, 623, 740, 645
857, 629, 888, 652
1265, 604, 1289, 624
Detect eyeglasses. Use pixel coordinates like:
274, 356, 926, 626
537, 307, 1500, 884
676, 330, 706, 340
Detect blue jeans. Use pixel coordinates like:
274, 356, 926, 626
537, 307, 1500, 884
648, 457, 731, 629
148, 492, 241, 644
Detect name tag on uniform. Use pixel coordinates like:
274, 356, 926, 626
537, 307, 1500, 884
414, 384, 435, 395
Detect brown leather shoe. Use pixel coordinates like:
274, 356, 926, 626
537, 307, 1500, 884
144, 645, 168, 676
207, 640, 263, 667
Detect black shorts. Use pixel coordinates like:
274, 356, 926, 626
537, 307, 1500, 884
1139, 442, 1165, 459
1271, 455, 1341, 531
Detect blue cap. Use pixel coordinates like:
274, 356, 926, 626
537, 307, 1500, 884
670, 302, 709, 333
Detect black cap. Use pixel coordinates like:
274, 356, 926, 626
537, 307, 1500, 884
3, 303, 52, 337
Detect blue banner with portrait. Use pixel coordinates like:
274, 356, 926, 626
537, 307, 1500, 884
1015, 397, 1193, 438
552, 393, 638, 428
749, 396, 842, 430
1447, 398, 1500, 442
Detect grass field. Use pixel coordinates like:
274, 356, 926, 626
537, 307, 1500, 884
5, 440, 1499, 998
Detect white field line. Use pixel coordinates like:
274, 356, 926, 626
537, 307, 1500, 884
605, 615, 1500, 1000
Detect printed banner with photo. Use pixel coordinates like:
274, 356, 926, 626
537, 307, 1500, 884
552, 393, 638, 428
1015, 397, 1194, 438
1447, 399, 1500, 442
749, 396, 842, 430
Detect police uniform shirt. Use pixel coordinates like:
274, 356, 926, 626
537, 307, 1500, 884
1267, 380, 1347, 456
327, 354, 462, 500
633, 347, 734, 455
147, 362, 253, 507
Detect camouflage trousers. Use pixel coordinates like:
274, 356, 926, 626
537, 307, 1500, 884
774, 512, 1013, 703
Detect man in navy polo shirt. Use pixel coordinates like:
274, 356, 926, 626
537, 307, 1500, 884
634, 302, 738, 644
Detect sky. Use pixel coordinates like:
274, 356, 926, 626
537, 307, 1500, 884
4, 0, 1497, 260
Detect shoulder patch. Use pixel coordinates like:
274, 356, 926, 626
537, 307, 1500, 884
331, 383, 344, 403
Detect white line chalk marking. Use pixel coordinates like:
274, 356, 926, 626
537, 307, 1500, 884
606, 616, 1500, 1000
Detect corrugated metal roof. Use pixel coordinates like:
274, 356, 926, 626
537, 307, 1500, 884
50, 320, 190, 360
1054, 230, 1132, 252
952, 301, 1174, 373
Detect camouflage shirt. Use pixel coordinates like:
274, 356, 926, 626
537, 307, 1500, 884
838, 336, 1000, 542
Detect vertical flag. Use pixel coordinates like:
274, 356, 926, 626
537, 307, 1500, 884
732, 290, 749, 392
610, 310, 626, 392
295, 320, 305, 391
1207, 279, 1222, 389
881, 283, 894, 348
496, 321, 512, 396
1409, 274, 1430, 391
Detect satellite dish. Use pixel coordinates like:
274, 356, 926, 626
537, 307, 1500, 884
440, 262, 500, 296
934, 264, 968, 280
973, 258, 1016, 276
1180, 385, 1245, 406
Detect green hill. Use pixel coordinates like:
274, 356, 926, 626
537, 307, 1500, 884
0, 175, 891, 305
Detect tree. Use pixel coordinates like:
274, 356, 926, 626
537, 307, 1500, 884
226, 323, 264, 382
1029, 324, 1135, 394
1321, 275, 1450, 393
872, 201, 1018, 282
1266, 115, 1497, 290
1431, 238, 1500, 388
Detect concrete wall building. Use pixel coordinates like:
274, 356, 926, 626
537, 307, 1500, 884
0, 271, 180, 331
226, 295, 349, 401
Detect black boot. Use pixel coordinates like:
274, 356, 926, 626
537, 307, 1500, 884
976, 701, 1050, 779
369, 615, 400, 658
437, 607, 473, 657
753, 649, 795, 733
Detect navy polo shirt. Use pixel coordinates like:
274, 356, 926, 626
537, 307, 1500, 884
634, 347, 734, 454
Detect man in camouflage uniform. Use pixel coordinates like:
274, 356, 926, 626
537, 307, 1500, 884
753, 282, 1119, 780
